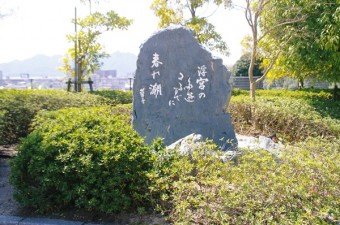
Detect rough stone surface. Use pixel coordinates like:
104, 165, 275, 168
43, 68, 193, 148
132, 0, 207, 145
236, 134, 283, 152
166, 133, 204, 155
132, 26, 237, 150
166, 133, 238, 162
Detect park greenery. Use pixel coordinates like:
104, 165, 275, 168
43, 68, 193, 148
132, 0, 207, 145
229, 89, 340, 142
10, 105, 151, 213
150, 0, 339, 100
237, 0, 340, 100
4, 88, 339, 224
3, 0, 339, 98
0, 89, 128, 145
261, 0, 340, 86
60, 9, 131, 92
2, 0, 340, 223
232, 53, 263, 77
57, 0, 339, 99
151, 0, 232, 56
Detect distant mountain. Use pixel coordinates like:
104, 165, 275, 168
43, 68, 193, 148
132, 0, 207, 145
0, 55, 64, 77
0, 52, 137, 78
101, 52, 137, 77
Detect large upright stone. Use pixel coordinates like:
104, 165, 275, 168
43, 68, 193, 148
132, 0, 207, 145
132, 26, 237, 150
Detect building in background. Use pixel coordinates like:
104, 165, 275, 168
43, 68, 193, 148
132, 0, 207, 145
0, 69, 134, 91
90, 69, 132, 90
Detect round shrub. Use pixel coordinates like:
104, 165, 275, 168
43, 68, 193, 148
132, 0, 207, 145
10, 106, 154, 213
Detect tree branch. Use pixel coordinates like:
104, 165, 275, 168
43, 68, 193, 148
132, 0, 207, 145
255, 54, 277, 84
258, 15, 308, 42
255, 34, 293, 84
245, 0, 254, 29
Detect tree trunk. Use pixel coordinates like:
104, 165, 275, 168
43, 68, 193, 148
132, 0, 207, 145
333, 83, 338, 100
250, 81, 256, 102
77, 66, 82, 92
249, 81, 257, 131
298, 77, 304, 89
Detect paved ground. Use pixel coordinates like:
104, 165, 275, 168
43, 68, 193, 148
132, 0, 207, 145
0, 158, 21, 216
0, 215, 96, 225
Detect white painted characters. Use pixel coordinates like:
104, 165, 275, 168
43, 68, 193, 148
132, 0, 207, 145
196, 65, 208, 98
140, 52, 164, 103
149, 83, 162, 98
139, 52, 209, 106
140, 88, 146, 104
151, 52, 163, 68
168, 64, 209, 106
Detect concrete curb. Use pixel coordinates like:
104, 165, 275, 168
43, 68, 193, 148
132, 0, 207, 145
0, 215, 102, 225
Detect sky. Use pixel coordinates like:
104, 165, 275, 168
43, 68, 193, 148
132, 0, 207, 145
0, 0, 250, 66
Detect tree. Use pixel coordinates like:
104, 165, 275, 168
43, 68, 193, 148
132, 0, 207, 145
151, 0, 232, 55
233, 53, 263, 77
235, 0, 308, 101
262, 0, 340, 95
60, 11, 132, 92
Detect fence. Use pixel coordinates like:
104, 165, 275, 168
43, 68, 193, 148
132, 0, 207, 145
231, 76, 263, 90
0, 77, 133, 91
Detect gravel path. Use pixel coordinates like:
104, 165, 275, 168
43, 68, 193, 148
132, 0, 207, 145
0, 158, 22, 216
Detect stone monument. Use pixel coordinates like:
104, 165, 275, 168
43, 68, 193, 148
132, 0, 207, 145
132, 26, 237, 150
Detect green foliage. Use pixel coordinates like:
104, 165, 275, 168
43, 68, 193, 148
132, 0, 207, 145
6, 87, 340, 222
91, 90, 132, 104
10, 106, 154, 213
231, 88, 250, 96
233, 53, 263, 77
0, 89, 113, 145
262, 0, 340, 84
60, 10, 132, 90
151, 0, 231, 55
150, 138, 340, 224
229, 89, 340, 142
232, 88, 334, 100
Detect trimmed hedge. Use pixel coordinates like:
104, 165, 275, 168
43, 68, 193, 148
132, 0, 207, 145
231, 88, 334, 100
10, 105, 154, 213
229, 89, 340, 142
91, 90, 132, 105
0, 89, 113, 145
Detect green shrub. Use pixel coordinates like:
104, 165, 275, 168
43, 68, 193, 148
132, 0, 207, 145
150, 138, 340, 224
10, 105, 154, 213
0, 89, 113, 145
231, 88, 249, 96
91, 90, 132, 105
229, 90, 340, 142
232, 89, 334, 100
